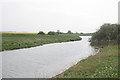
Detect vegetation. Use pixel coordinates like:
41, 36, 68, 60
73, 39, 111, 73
1, 33, 81, 51
67, 30, 73, 34
53, 23, 119, 79
90, 23, 119, 46
79, 33, 93, 36
48, 31, 56, 35
38, 31, 45, 35
56, 30, 63, 34
54, 45, 118, 78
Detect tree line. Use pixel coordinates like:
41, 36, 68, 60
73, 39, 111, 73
38, 30, 92, 35
38, 30, 74, 35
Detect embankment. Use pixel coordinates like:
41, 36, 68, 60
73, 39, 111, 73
54, 45, 118, 78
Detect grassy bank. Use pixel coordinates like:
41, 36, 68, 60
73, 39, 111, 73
79, 33, 93, 36
1, 33, 81, 51
54, 45, 118, 78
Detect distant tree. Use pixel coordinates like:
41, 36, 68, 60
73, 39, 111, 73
56, 30, 63, 34
48, 31, 56, 35
80, 32, 83, 34
56, 30, 60, 34
67, 30, 72, 34
38, 31, 45, 35
57, 30, 60, 33
76, 32, 78, 34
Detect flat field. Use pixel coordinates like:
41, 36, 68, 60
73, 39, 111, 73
1, 33, 81, 51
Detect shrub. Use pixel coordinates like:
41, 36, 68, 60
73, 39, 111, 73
38, 31, 45, 35
67, 30, 72, 34
48, 31, 56, 35
90, 23, 119, 45
56, 30, 63, 34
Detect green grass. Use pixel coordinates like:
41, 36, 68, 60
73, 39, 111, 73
54, 45, 118, 78
1, 33, 81, 51
79, 33, 93, 36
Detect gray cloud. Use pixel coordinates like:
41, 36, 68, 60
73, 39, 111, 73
1, 0, 119, 33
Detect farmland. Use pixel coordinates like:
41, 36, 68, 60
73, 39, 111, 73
1, 33, 81, 51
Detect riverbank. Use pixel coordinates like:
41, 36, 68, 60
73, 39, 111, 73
1, 33, 81, 51
54, 45, 118, 78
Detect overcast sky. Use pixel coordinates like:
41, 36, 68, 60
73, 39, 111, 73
0, 0, 119, 33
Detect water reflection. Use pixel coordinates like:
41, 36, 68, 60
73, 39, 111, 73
2, 36, 98, 78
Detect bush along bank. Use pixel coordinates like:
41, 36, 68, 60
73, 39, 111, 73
90, 23, 119, 47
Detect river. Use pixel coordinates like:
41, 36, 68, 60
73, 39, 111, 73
2, 36, 98, 78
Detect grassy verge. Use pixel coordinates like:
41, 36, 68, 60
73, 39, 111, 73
1, 33, 81, 51
54, 45, 118, 78
79, 33, 93, 36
